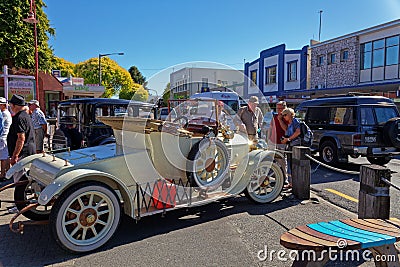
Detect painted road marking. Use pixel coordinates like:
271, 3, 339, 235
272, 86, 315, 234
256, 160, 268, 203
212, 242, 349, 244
325, 188, 359, 203
324, 189, 400, 221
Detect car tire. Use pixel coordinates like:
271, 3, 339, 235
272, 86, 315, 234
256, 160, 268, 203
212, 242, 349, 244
50, 182, 121, 253
367, 156, 391, 165
320, 141, 338, 165
186, 138, 230, 190
383, 118, 400, 148
244, 161, 284, 204
14, 175, 51, 221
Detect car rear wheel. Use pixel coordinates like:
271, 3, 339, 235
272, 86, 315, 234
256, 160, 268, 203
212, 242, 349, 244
186, 138, 230, 190
320, 141, 338, 165
367, 156, 391, 165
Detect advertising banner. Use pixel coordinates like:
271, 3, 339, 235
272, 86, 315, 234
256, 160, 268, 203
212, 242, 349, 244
8, 78, 35, 101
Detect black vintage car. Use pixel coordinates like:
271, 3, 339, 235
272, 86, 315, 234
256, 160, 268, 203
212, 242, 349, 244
54, 98, 156, 149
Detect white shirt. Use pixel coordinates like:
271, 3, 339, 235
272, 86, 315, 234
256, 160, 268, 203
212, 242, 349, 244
1, 109, 11, 140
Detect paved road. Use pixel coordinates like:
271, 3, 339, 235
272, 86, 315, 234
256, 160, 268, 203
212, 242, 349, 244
309, 155, 400, 218
0, 179, 375, 267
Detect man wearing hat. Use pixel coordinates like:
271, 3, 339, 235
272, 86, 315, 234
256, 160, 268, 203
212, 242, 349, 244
234, 95, 263, 140
28, 99, 48, 153
0, 97, 11, 180
7, 95, 35, 165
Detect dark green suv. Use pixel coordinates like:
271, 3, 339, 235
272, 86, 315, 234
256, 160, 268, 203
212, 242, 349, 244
296, 95, 400, 165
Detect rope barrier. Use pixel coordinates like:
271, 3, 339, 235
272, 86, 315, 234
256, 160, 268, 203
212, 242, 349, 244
304, 154, 360, 175
381, 177, 400, 192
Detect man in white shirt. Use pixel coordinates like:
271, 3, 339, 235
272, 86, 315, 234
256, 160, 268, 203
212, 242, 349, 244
0, 97, 11, 180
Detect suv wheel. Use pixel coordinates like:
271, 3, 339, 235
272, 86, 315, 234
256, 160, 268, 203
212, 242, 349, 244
320, 141, 338, 165
367, 156, 391, 165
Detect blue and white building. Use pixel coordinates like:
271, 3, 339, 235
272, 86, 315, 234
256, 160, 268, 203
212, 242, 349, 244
244, 44, 308, 104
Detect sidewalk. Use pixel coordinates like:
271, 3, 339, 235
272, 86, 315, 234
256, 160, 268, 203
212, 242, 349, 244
0, 180, 382, 266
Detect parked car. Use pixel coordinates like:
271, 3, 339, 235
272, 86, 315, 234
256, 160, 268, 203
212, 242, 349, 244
296, 95, 400, 165
4, 99, 284, 253
55, 98, 156, 149
158, 107, 169, 120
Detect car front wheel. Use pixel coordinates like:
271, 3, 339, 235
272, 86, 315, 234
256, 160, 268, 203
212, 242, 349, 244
50, 182, 121, 253
244, 161, 284, 204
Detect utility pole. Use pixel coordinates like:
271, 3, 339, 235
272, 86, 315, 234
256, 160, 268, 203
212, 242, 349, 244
318, 10, 323, 41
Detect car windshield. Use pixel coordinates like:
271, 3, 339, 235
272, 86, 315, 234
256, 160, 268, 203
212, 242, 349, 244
168, 99, 218, 124
220, 100, 238, 115
160, 108, 169, 115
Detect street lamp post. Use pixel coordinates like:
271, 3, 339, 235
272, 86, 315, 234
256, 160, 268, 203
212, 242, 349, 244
23, 0, 39, 99
98, 52, 124, 86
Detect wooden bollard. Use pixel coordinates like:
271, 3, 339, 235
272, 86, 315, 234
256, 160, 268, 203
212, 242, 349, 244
358, 165, 391, 219
291, 146, 311, 200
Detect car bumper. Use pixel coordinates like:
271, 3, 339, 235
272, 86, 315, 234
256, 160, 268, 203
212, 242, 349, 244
353, 146, 400, 157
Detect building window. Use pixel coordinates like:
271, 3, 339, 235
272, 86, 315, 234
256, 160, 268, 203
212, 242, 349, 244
250, 70, 257, 86
340, 49, 349, 61
328, 53, 336, 64
373, 39, 385, 67
265, 66, 277, 84
201, 78, 209, 92
386, 35, 399, 66
361, 42, 372, 70
287, 61, 297, 81
317, 55, 324, 66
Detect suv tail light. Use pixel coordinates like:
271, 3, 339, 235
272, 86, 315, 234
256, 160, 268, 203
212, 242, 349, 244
353, 134, 361, 146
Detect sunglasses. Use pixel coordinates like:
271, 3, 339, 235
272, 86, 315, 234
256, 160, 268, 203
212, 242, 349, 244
282, 114, 288, 117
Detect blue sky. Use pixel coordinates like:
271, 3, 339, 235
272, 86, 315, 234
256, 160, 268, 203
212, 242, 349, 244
45, 0, 400, 94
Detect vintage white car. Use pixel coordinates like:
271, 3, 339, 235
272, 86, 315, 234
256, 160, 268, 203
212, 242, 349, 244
2, 99, 285, 253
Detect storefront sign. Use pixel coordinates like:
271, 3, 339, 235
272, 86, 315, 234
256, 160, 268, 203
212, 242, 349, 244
267, 95, 277, 103
63, 85, 105, 95
71, 77, 84, 86
8, 78, 35, 101
52, 70, 61, 77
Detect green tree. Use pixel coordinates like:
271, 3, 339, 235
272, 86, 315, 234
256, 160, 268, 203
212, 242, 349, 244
119, 83, 149, 102
53, 57, 75, 77
128, 66, 146, 85
0, 0, 55, 71
75, 57, 134, 98
162, 82, 171, 107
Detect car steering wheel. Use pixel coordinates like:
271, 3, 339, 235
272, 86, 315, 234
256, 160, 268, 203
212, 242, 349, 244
173, 116, 189, 129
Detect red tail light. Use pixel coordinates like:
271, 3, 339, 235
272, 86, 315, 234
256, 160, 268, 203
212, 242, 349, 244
353, 134, 361, 146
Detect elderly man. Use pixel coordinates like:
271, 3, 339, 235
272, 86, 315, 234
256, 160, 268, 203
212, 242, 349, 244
234, 96, 263, 140
29, 99, 48, 153
0, 97, 11, 180
7, 95, 35, 165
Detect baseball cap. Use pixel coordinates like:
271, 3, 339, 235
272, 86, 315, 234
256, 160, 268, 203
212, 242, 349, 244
248, 96, 259, 104
28, 99, 40, 107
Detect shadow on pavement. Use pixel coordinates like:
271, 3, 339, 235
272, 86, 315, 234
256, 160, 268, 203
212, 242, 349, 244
0, 194, 300, 266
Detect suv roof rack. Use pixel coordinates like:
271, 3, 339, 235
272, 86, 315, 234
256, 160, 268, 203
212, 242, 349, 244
316, 92, 370, 99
